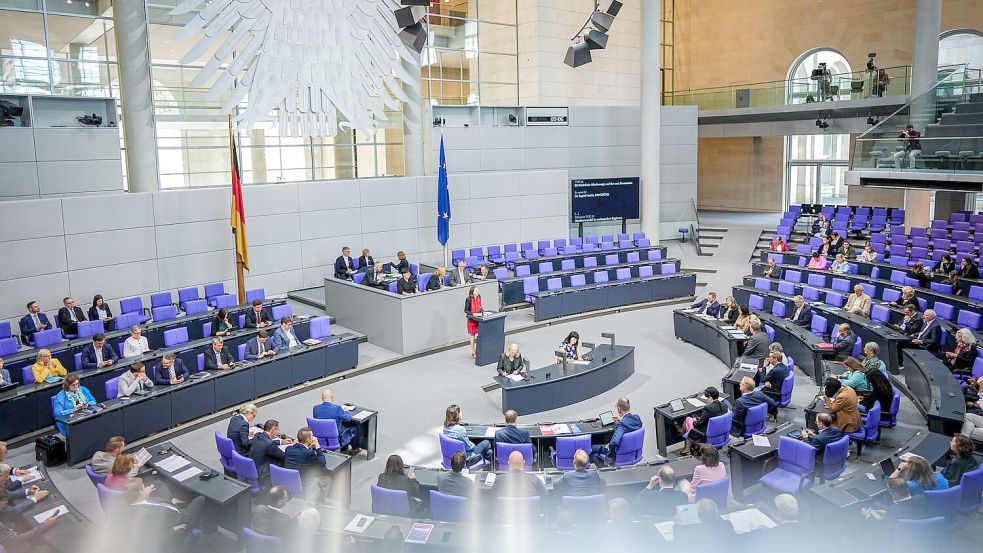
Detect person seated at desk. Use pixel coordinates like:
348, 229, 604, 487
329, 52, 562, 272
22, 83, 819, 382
944, 328, 978, 375
817, 236, 832, 257
32, 349, 66, 384
749, 495, 805, 543
52, 374, 97, 434
204, 337, 235, 371
107, 454, 179, 504
212, 307, 236, 336
123, 325, 150, 358
830, 232, 844, 254
245, 330, 276, 360
81, 333, 118, 370
832, 324, 857, 361
859, 244, 877, 263
718, 296, 739, 324
448, 260, 473, 287
396, 269, 416, 295
426, 267, 447, 291
365, 263, 389, 290
785, 295, 812, 327
680, 386, 729, 455
771, 236, 789, 252
464, 286, 484, 358
759, 351, 790, 400
835, 357, 871, 394
0, 359, 10, 388
909, 262, 931, 288
334, 246, 357, 280
90, 436, 138, 476
358, 249, 375, 272
117, 362, 153, 398
556, 331, 582, 362
933, 254, 956, 275
691, 292, 721, 317
443, 404, 492, 465
270, 316, 300, 352
680, 445, 727, 502
284, 426, 328, 479
0, 487, 60, 553
822, 378, 860, 433
742, 322, 769, 359
962, 377, 983, 445
733, 377, 775, 433
495, 410, 531, 444
119, 478, 206, 551
893, 286, 919, 311
944, 435, 979, 488
249, 419, 293, 483
436, 451, 474, 498
958, 257, 981, 279
88, 294, 114, 328
313, 388, 360, 454
19, 301, 51, 345
552, 449, 604, 497
473, 265, 494, 280
734, 304, 753, 333
496, 343, 528, 377
251, 486, 297, 539
910, 309, 941, 353
673, 499, 735, 544
767, 342, 789, 366
227, 403, 258, 455
762, 258, 780, 279
636, 465, 687, 517
943, 270, 963, 296
807, 251, 828, 270
590, 397, 641, 466
892, 304, 922, 336
391, 251, 410, 275
800, 413, 843, 458
246, 299, 274, 329
377, 454, 425, 508
828, 253, 850, 274
841, 241, 855, 260
844, 285, 871, 317
152, 353, 188, 386
0, 466, 49, 519
492, 451, 544, 498
862, 477, 928, 522
57, 296, 87, 336
889, 455, 948, 494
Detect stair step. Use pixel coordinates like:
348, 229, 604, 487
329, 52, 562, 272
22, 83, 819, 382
970, 92, 983, 103
955, 101, 983, 114
698, 227, 729, 233
941, 111, 983, 126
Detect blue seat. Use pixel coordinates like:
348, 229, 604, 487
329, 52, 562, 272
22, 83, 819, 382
214, 431, 237, 475
560, 494, 607, 522
163, 327, 189, 347
306, 417, 340, 451
271, 304, 293, 321
178, 287, 200, 311
33, 328, 62, 348
105, 376, 120, 399
758, 436, 816, 495
496, 442, 534, 470
119, 296, 151, 324
371, 484, 409, 516
151, 292, 174, 310
778, 371, 794, 408
85, 464, 107, 486
848, 402, 881, 458
958, 466, 983, 513
430, 490, 469, 522
0, 338, 18, 357
614, 428, 644, 466
551, 435, 591, 470
269, 465, 304, 498
96, 483, 123, 513
737, 402, 767, 438
820, 435, 850, 480
241, 528, 283, 553
439, 433, 486, 470
76, 320, 104, 339
152, 305, 179, 322
924, 485, 962, 521
705, 411, 733, 449
231, 451, 260, 494
204, 282, 226, 306
694, 476, 729, 510
245, 288, 266, 304
184, 299, 208, 315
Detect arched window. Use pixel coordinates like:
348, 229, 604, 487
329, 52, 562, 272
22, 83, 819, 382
787, 48, 852, 104
939, 30, 983, 69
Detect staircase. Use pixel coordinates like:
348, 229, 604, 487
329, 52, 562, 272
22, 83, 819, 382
696, 227, 727, 256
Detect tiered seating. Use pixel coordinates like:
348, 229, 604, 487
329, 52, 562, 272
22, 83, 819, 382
451, 232, 651, 268
775, 204, 904, 242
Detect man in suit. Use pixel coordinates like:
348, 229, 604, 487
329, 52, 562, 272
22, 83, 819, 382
893, 304, 923, 336
911, 309, 941, 352
312, 388, 359, 453
153, 353, 188, 385
19, 301, 51, 344
636, 465, 687, 517
590, 397, 642, 466
491, 451, 544, 498
270, 317, 300, 352
284, 427, 327, 481
448, 260, 472, 287
245, 330, 277, 361
743, 322, 770, 359
830, 232, 844, 254
227, 403, 258, 455
0, 486, 60, 553
832, 324, 857, 361
673, 499, 736, 544
494, 410, 531, 444
245, 299, 273, 329
786, 295, 813, 327
334, 247, 356, 280
801, 413, 843, 458
681, 386, 729, 455
80, 333, 118, 370
844, 284, 872, 317
691, 292, 721, 317
759, 351, 790, 400
248, 419, 292, 482
733, 376, 776, 433
251, 486, 296, 540
204, 337, 235, 371
119, 478, 206, 553
436, 451, 474, 498
364, 263, 389, 290
57, 297, 86, 336
552, 449, 604, 497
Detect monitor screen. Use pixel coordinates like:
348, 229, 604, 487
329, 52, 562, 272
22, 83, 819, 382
571, 177, 640, 223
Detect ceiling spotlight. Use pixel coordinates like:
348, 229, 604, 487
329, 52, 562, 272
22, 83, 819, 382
564, 42, 592, 68
564, 2, 620, 68
601, 0, 623, 16
590, 10, 616, 33
584, 29, 609, 50
395, 2, 428, 53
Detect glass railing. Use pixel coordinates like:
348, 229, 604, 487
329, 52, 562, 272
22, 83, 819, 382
851, 65, 983, 173
664, 65, 912, 110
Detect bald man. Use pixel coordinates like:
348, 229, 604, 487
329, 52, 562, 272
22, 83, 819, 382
312, 389, 360, 454
491, 451, 544, 498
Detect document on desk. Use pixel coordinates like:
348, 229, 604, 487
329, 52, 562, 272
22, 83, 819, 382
14, 466, 43, 485
685, 398, 705, 408
551, 424, 571, 434
405, 523, 435, 544
720, 325, 736, 330
569, 360, 591, 365
133, 447, 152, 467
172, 466, 203, 482
33, 505, 68, 524
751, 434, 771, 447
723, 508, 776, 534
483, 427, 497, 438
683, 308, 699, 313
507, 374, 524, 382
654, 521, 675, 541
352, 410, 373, 422
156, 455, 191, 473
344, 514, 375, 534
484, 473, 497, 486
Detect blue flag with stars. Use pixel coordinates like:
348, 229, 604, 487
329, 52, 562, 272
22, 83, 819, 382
437, 134, 451, 246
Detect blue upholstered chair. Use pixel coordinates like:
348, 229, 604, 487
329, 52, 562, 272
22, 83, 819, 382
848, 402, 881, 458
152, 305, 179, 322
241, 528, 283, 553
231, 451, 260, 494
758, 436, 817, 495
96, 483, 123, 513
371, 484, 409, 516
705, 411, 733, 449
270, 465, 304, 498
614, 428, 644, 466
204, 282, 226, 306
694, 477, 729, 510
560, 494, 607, 522
306, 417, 341, 451
85, 464, 107, 486
820, 436, 850, 481
430, 490, 469, 522
496, 442, 534, 470
551, 435, 591, 470
178, 287, 200, 311
958, 466, 983, 513
737, 403, 767, 438
151, 292, 174, 311
245, 288, 266, 304
214, 431, 237, 476
119, 296, 151, 324
163, 327, 189, 347
184, 299, 208, 315
76, 320, 104, 339
33, 328, 63, 348
104, 376, 120, 399
439, 433, 486, 470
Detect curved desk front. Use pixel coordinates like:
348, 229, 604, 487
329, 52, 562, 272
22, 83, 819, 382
459, 418, 617, 470
494, 345, 635, 415
902, 349, 966, 435
672, 309, 744, 367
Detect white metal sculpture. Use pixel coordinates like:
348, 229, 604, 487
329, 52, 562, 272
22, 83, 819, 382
170, 0, 417, 138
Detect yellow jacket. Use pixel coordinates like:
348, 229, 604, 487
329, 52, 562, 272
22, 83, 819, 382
33, 359, 67, 383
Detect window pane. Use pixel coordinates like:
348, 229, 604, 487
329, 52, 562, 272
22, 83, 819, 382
43, 0, 112, 18
428, 0, 475, 23
0, 0, 41, 10
46, 15, 112, 61
0, 10, 46, 57
50, 58, 112, 95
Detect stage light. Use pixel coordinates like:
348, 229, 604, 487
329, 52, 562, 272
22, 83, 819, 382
564, 42, 592, 68
584, 29, 609, 50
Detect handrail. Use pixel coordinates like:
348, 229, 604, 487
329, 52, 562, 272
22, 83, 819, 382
858, 64, 969, 138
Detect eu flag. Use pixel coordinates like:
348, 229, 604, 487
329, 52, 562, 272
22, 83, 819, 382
437, 135, 451, 246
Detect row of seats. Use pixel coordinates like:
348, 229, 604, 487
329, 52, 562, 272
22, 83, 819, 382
523, 262, 678, 303
452, 233, 652, 267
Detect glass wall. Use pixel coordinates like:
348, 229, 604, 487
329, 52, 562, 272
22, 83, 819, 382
786, 134, 851, 206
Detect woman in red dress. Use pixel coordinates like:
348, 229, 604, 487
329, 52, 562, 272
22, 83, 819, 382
465, 286, 483, 358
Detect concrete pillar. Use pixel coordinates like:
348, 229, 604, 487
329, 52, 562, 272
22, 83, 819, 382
933, 191, 973, 220
113, 0, 159, 192
904, 190, 933, 230
639, 0, 661, 241
910, 0, 942, 128
401, 52, 424, 177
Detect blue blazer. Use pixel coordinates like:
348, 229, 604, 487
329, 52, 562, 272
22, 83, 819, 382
760, 363, 789, 391
809, 427, 844, 457
248, 432, 284, 478
244, 337, 271, 360
916, 320, 942, 352
692, 299, 721, 317
270, 326, 299, 352
227, 414, 251, 455
80, 343, 119, 370
494, 425, 531, 444
789, 304, 812, 326
610, 413, 642, 451
734, 390, 775, 424
313, 401, 355, 447
283, 443, 326, 474
52, 387, 96, 435
19, 313, 51, 343
152, 358, 189, 385
552, 469, 605, 497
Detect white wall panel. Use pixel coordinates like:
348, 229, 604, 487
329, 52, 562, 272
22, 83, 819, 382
569, 106, 613, 127
69, 260, 160, 304
470, 171, 520, 198
470, 197, 514, 223
154, 188, 229, 224
360, 230, 420, 261
0, 129, 36, 162
297, 180, 361, 211
359, 177, 418, 207
0, 198, 63, 241
0, 236, 67, 281
613, 145, 642, 167
247, 242, 303, 276
520, 216, 568, 239
299, 210, 361, 240
442, 149, 481, 172
520, 170, 568, 196
300, 236, 362, 268
519, 193, 567, 219
661, 145, 698, 163
569, 127, 614, 148
62, 192, 154, 234
0, 273, 70, 322
478, 127, 524, 149
525, 127, 570, 149
155, 220, 232, 258
361, 205, 418, 233
662, 124, 698, 145
156, 251, 234, 290
0, 163, 40, 198
65, 227, 157, 270
244, 270, 304, 298
524, 148, 570, 170
612, 126, 641, 146
37, 160, 122, 195
33, 129, 120, 162
480, 149, 526, 172
242, 182, 299, 216
248, 213, 302, 246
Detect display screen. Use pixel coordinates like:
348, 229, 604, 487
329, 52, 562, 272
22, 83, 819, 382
571, 177, 640, 223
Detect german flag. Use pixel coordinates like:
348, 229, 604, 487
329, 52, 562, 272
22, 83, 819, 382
230, 134, 249, 270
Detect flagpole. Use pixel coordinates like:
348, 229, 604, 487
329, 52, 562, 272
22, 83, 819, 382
229, 115, 246, 304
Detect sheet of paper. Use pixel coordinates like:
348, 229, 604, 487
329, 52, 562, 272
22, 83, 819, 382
15, 466, 43, 485
508, 374, 524, 381
248, 425, 262, 437
654, 521, 675, 541
173, 466, 203, 482
569, 360, 591, 365
751, 434, 771, 447
155, 455, 191, 473
342, 404, 356, 411
720, 325, 736, 330
344, 514, 375, 534
722, 508, 776, 534
484, 473, 496, 485
740, 363, 758, 370
536, 474, 547, 486
33, 505, 68, 524
483, 427, 497, 438
405, 523, 434, 544
683, 308, 699, 313
133, 448, 151, 467
552, 424, 570, 434
352, 410, 373, 421
685, 398, 705, 408
463, 472, 476, 482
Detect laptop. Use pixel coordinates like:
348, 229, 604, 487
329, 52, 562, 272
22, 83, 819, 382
669, 399, 684, 412
599, 411, 614, 426
879, 457, 897, 478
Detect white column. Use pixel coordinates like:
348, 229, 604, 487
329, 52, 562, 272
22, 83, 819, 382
401, 52, 424, 177
113, 0, 159, 192
910, 0, 942, 128
640, 0, 662, 241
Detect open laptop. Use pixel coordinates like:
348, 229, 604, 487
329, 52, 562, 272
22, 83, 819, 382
879, 457, 897, 478
599, 411, 614, 426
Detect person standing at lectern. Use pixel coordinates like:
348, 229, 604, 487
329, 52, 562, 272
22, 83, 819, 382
465, 286, 483, 359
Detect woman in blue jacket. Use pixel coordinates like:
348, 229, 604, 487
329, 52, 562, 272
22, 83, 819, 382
52, 373, 97, 435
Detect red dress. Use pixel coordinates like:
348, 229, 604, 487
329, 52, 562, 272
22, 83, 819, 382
467, 295, 482, 336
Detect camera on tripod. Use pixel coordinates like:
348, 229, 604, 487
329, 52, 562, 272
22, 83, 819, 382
866, 52, 877, 72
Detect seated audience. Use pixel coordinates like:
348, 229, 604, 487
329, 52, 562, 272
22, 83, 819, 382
800, 413, 843, 458
245, 330, 276, 360
245, 299, 273, 328
682, 445, 727, 502
933, 254, 955, 275
892, 304, 922, 336
734, 304, 752, 333
786, 295, 812, 326
894, 286, 919, 310
377, 454, 424, 505
212, 307, 236, 336
90, 436, 138, 476
836, 356, 871, 393
762, 258, 780, 278
680, 386, 728, 455
942, 434, 979, 487
426, 267, 446, 291
889, 455, 948, 494
153, 353, 188, 385
830, 232, 844, 253
123, 325, 150, 358
105, 454, 137, 490
57, 297, 87, 336
691, 292, 721, 317
944, 328, 978, 375
366, 262, 388, 289
358, 249, 375, 272
473, 265, 494, 280
832, 324, 856, 361
248, 419, 292, 482
862, 477, 927, 522
334, 247, 356, 280
204, 337, 235, 371
496, 343, 528, 377
552, 449, 604, 497
0, 487, 59, 553
556, 331, 582, 362
442, 404, 491, 464
492, 451, 544, 497
719, 296, 739, 324
673, 498, 735, 543
822, 378, 860, 433
88, 295, 114, 327
251, 486, 297, 539
284, 427, 327, 480
81, 333, 118, 370
227, 403, 258, 455
19, 301, 51, 344
771, 236, 789, 252
0, 359, 10, 388
759, 351, 790, 401
843, 286, 871, 317
589, 397, 642, 466
909, 262, 931, 288
52, 374, 97, 434
391, 251, 410, 275
962, 377, 983, 444
396, 270, 416, 295
859, 244, 877, 262
32, 349, 66, 383
636, 465, 687, 516
943, 270, 963, 296
818, 236, 832, 257
313, 388, 359, 453
742, 322, 769, 359
118, 362, 153, 398
448, 260, 472, 287
119, 478, 205, 551
436, 451, 474, 498
841, 241, 854, 259
828, 253, 849, 274
270, 317, 300, 352
733, 377, 775, 431
807, 251, 828, 270
910, 309, 941, 352
958, 257, 980, 279
495, 410, 532, 444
